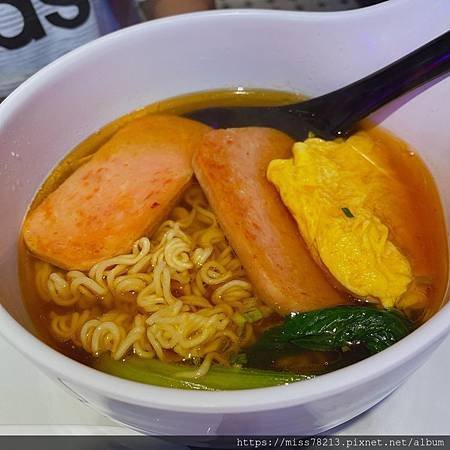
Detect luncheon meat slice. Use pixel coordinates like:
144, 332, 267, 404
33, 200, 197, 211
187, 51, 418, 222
23, 115, 210, 270
193, 128, 345, 314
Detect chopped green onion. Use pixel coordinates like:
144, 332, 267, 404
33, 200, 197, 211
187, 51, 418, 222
231, 353, 248, 367
415, 275, 433, 285
341, 207, 354, 218
243, 308, 263, 323
231, 312, 247, 328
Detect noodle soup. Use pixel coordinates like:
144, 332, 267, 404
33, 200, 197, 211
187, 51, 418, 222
19, 89, 448, 390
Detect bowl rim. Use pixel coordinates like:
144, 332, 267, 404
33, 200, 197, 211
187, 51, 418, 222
0, 4, 449, 414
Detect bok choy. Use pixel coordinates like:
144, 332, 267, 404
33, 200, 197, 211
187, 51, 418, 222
94, 355, 309, 390
247, 306, 413, 367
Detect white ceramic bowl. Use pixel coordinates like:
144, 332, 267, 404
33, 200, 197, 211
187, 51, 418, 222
0, 0, 449, 436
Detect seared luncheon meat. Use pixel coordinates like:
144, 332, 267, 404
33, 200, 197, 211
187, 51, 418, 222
267, 133, 413, 308
23, 115, 210, 270
193, 127, 344, 315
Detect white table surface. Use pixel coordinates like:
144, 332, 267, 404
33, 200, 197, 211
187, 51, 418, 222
1, 333, 449, 437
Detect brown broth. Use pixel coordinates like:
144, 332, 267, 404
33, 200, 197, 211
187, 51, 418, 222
358, 120, 448, 320
19, 88, 449, 371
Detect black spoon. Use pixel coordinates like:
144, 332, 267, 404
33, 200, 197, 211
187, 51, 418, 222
185, 31, 450, 140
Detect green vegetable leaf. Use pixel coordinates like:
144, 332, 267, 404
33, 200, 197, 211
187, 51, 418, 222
247, 306, 413, 366
231, 353, 248, 367
94, 355, 310, 391
341, 207, 355, 218
243, 308, 263, 323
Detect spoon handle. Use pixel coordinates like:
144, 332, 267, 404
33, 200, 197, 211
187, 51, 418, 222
299, 31, 450, 137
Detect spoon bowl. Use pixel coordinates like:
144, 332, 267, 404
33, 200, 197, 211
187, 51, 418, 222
186, 31, 450, 140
